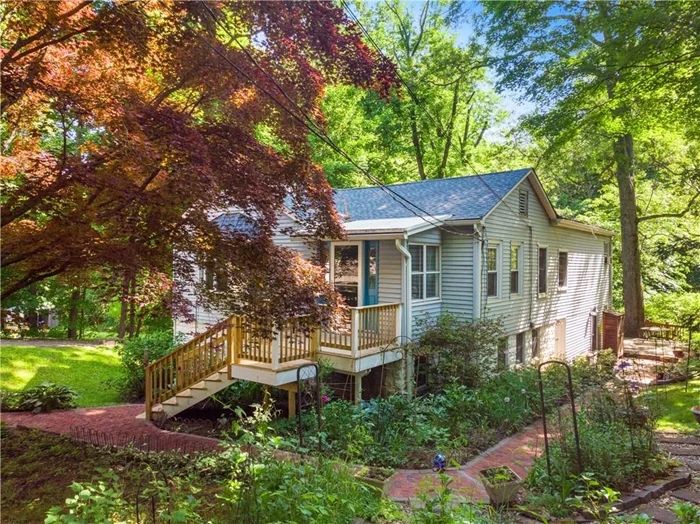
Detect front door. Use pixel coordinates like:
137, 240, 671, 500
364, 240, 379, 306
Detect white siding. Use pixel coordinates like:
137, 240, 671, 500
441, 228, 474, 320
272, 212, 316, 260
378, 240, 402, 304
482, 179, 611, 362
184, 211, 317, 338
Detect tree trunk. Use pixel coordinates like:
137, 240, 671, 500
118, 276, 129, 340
613, 133, 644, 336
67, 288, 80, 339
409, 107, 427, 180
78, 287, 87, 339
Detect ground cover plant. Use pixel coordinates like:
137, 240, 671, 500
0, 345, 122, 407
0, 425, 409, 523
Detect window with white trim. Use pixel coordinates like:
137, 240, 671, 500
538, 247, 548, 295
487, 245, 500, 297
510, 244, 521, 294
410, 244, 440, 300
558, 251, 568, 289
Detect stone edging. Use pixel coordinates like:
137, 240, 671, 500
615, 465, 692, 512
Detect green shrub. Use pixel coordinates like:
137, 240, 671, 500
415, 313, 507, 391
1, 383, 77, 413
115, 331, 183, 401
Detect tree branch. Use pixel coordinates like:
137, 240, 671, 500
638, 190, 700, 222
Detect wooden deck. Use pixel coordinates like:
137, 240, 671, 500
144, 303, 402, 420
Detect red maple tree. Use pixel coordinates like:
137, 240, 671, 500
1, 0, 397, 326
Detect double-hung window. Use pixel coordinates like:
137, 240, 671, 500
410, 244, 440, 300
538, 247, 548, 295
487, 244, 500, 297
516, 332, 525, 363
558, 251, 568, 289
510, 244, 521, 294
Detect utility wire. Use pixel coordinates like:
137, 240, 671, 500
340, 0, 446, 135
198, 2, 472, 236
342, 0, 527, 223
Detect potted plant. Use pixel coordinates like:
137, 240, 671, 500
691, 406, 700, 424
479, 465, 522, 505
353, 465, 395, 495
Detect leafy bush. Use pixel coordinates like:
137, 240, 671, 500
45, 470, 128, 523
415, 313, 507, 391
1, 383, 77, 413
115, 330, 183, 401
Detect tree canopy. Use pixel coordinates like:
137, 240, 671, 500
1, 0, 397, 325
481, 0, 700, 334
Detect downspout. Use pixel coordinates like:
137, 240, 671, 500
473, 224, 482, 319
395, 238, 414, 397
528, 225, 534, 329
395, 238, 412, 341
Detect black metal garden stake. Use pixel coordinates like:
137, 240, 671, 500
537, 360, 583, 478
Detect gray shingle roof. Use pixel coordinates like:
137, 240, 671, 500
212, 212, 259, 236
333, 168, 532, 222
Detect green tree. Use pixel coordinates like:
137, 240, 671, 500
313, 0, 520, 187
482, 0, 700, 335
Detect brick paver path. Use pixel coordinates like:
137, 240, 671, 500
0, 404, 222, 452
388, 421, 544, 503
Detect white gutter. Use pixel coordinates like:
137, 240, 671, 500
394, 238, 412, 342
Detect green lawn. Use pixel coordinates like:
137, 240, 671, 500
651, 379, 700, 434
0, 345, 123, 407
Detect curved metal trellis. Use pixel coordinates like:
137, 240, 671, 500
135, 469, 171, 524
537, 360, 583, 477
296, 363, 321, 451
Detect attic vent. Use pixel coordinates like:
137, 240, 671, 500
519, 190, 529, 217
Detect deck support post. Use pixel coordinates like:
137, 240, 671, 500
354, 373, 362, 405
351, 309, 360, 359
279, 383, 298, 419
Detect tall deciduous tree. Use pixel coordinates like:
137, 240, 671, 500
1, 0, 397, 326
313, 0, 517, 188
482, 0, 700, 335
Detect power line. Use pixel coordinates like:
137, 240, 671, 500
342, 0, 526, 223
340, 0, 445, 135
197, 3, 472, 236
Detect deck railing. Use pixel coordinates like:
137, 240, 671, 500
320, 303, 402, 357
145, 304, 401, 419
145, 315, 236, 420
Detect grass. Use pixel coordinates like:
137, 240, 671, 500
0, 345, 123, 407
650, 379, 700, 434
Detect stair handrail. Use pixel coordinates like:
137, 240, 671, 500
145, 315, 237, 420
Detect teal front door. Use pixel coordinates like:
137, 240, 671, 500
364, 241, 379, 306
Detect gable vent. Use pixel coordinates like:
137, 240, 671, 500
519, 190, 529, 217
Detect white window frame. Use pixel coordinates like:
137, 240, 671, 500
537, 244, 548, 298
409, 243, 441, 303
558, 250, 569, 291
510, 242, 522, 296
330, 241, 364, 307
486, 241, 502, 299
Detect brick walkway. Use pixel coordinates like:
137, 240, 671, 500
0, 404, 222, 452
388, 421, 544, 503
